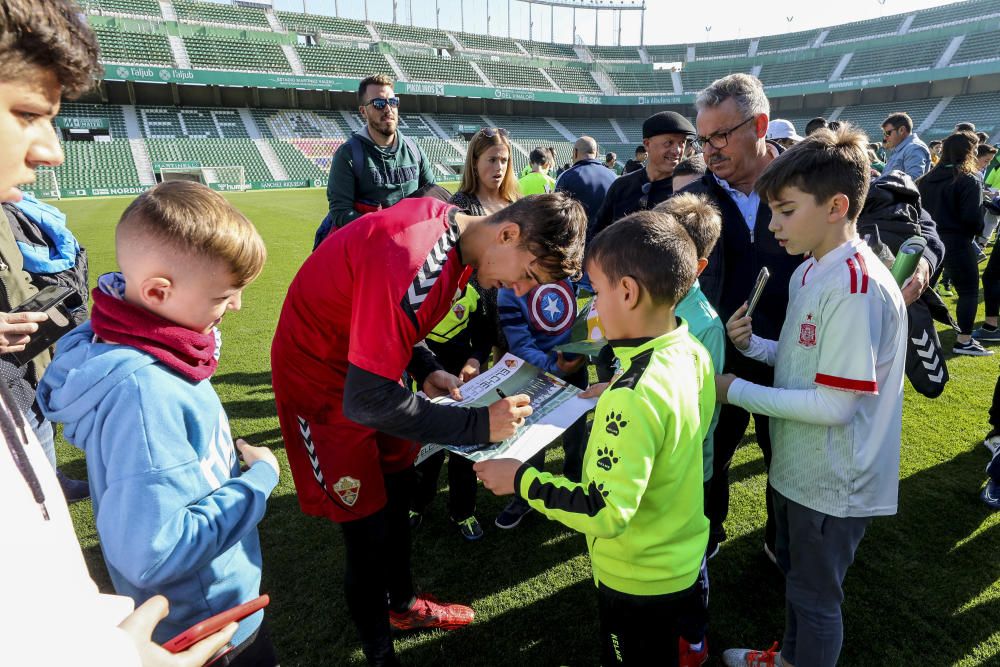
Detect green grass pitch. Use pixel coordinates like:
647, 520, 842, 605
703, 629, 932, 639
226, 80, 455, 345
53, 188, 1000, 665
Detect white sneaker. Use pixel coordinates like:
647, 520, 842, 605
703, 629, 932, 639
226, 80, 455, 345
722, 642, 783, 666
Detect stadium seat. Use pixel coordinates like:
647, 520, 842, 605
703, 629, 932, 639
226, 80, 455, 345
950, 32, 1000, 66
78, 0, 161, 18
478, 61, 555, 90
184, 34, 292, 72
589, 45, 642, 62
146, 138, 273, 182
545, 67, 602, 94
93, 27, 174, 66
455, 32, 523, 55
173, 0, 271, 28
694, 39, 751, 60
395, 54, 484, 86
840, 40, 948, 79
823, 15, 905, 44
374, 22, 454, 49
517, 41, 579, 60
295, 44, 390, 78
756, 30, 819, 54
276, 11, 371, 39
760, 55, 841, 88
909, 0, 1000, 31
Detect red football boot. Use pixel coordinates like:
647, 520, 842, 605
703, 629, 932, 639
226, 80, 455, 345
389, 594, 474, 631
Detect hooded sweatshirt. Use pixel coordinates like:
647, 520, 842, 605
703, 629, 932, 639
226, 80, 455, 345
325, 126, 435, 229
36, 277, 278, 647
917, 165, 985, 237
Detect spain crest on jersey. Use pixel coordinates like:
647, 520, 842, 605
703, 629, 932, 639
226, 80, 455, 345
528, 282, 575, 335
799, 313, 817, 348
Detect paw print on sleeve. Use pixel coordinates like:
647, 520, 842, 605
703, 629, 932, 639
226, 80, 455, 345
604, 411, 628, 436
596, 482, 610, 497
595, 446, 619, 471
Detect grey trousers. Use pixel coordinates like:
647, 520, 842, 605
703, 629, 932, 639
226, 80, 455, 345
773, 491, 871, 667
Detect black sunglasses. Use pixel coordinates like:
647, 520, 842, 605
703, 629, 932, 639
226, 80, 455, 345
363, 97, 400, 110
479, 127, 509, 139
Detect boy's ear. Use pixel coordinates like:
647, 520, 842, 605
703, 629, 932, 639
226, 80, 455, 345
498, 221, 520, 244
695, 257, 708, 277
620, 275, 642, 310
828, 193, 851, 222
138, 276, 173, 307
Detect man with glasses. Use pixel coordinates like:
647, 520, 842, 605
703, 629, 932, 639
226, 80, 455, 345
678, 73, 805, 563
881, 112, 931, 181
322, 74, 435, 237
589, 111, 696, 243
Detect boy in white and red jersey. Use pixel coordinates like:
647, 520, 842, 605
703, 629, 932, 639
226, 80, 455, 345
716, 126, 907, 667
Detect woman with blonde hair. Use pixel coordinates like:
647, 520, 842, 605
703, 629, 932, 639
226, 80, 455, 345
918, 130, 992, 356
451, 128, 520, 215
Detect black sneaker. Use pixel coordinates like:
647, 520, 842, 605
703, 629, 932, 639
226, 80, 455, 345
495, 498, 533, 529
972, 326, 1000, 343
954, 339, 995, 356
453, 515, 484, 541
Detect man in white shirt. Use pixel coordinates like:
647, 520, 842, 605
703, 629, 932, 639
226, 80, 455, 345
717, 126, 906, 667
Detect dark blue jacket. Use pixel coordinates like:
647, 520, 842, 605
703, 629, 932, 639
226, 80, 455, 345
556, 158, 617, 230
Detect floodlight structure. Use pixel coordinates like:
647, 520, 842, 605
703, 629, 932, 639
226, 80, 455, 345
521, 0, 646, 46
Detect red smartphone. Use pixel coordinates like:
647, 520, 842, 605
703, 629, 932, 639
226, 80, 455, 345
162, 594, 270, 653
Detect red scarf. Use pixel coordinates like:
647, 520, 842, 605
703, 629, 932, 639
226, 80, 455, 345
90, 288, 218, 382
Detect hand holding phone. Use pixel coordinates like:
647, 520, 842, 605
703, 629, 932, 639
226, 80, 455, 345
745, 267, 771, 319
3, 285, 76, 365
118, 595, 238, 667
0, 310, 48, 354
163, 594, 270, 654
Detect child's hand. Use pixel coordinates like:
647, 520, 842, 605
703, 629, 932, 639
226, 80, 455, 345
556, 351, 586, 375
726, 302, 753, 351
715, 374, 738, 404
580, 382, 609, 399
423, 370, 464, 401
0, 310, 47, 354
459, 358, 481, 382
236, 438, 280, 479
488, 395, 533, 442
473, 458, 521, 495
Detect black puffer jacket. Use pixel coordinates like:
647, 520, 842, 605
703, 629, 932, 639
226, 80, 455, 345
859, 170, 944, 275
917, 165, 985, 237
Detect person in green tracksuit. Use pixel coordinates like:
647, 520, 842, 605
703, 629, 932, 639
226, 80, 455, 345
476, 209, 715, 666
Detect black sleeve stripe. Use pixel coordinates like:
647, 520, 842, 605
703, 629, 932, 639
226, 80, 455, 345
398, 295, 419, 330
525, 477, 608, 517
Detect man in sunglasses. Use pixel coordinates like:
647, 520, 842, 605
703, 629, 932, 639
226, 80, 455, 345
678, 73, 804, 562
881, 111, 931, 181
323, 74, 436, 234
589, 110, 695, 243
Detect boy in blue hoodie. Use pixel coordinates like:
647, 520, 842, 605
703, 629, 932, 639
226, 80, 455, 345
37, 181, 280, 666
494, 279, 588, 528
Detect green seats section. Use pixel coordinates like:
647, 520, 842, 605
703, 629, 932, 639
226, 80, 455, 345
173, 0, 270, 28
94, 27, 174, 66
54, 140, 140, 189
276, 12, 370, 38
607, 69, 676, 94
545, 67, 601, 93
927, 92, 1000, 138
79, 0, 161, 17
824, 15, 903, 44
682, 65, 749, 93
556, 118, 621, 144
910, 0, 1000, 31
397, 114, 437, 138
840, 40, 947, 79
250, 109, 352, 140
184, 34, 291, 72
518, 41, 578, 60
138, 108, 249, 139
478, 61, 554, 90
613, 118, 644, 142
694, 40, 750, 60
645, 45, 687, 63
761, 55, 840, 87
269, 139, 327, 181
456, 32, 522, 54
146, 138, 272, 181
756, 30, 817, 54
951, 32, 1000, 65
395, 54, 483, 85
375, 22, 454, 49
589, 45, 641, 62
499, 117, 563, 140
414, 138, 465, 175
59, 103, 129, 137
295, 44, 388, 77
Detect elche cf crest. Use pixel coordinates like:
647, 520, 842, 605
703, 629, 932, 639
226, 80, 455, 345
528, 282, 574, 335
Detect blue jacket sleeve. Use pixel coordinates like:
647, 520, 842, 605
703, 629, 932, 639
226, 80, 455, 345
902, 144, 931, 182
497, 289, 560, 374
94, 379, 278, 590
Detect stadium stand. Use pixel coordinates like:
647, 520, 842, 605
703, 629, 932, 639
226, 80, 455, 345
645, 45, 688, 63
296, 44, 390, 78
518, 41, 579, 60
53, 141, 141, 189
275, 12, 371, 39
478, 61, 555, 90
839, 39, 948, 79
588, 45, 641, 62
375, 22, 455, 49
950, 31, 1000, 66
756, 30, 818, 54
694, 39, 751, 60
833, 98, 941, 140
78, 0, 161, 18
681, 64, 748, 93
395, 54, 484, 86
607, 69, 676, 94
137, 107, 250, 139
173, 0, 271, 28
926, 91, 1000, 138
184, 34, 292, 72
760, 55, 841, 88
414, 137, 466, 176
543, 67, 602, 93
250, 109, 352, 141
823, 15, 904, 44
909, 0, 1000, 31
268, 139, 327, 182
146, 138, 273, 181
556, 118, 622, 145
396, 115, 438, 138
92, 27, 174, 66
455, 32, 523, 55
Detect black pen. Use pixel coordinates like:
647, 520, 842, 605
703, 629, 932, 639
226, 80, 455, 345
496, 388, 507, 399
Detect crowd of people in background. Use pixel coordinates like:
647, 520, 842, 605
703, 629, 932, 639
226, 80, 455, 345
5, 2, 1000, 666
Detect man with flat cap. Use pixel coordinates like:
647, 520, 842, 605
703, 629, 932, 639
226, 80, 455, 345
588, 110, 695, 242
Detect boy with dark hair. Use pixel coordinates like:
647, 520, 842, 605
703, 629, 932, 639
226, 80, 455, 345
804, 117, 828, 136
39, 181, 280, 665
718, 126, 906, 667
476, 210, 715, 666
519, 147, 557, 194
671, 155, 707, 192
623, 145, 647, 174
